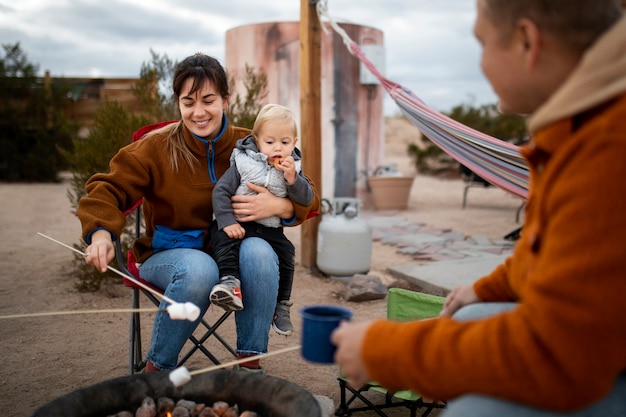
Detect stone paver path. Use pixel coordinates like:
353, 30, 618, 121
363, 215, 516, 295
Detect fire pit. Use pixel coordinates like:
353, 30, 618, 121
29, 369, 322, 417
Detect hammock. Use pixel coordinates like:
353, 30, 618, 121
316, 1, 530, 201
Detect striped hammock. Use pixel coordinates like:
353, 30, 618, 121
316, 2, 529, 201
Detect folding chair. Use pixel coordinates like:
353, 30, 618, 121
335, 287, 447, 416
114, 121, 237, 374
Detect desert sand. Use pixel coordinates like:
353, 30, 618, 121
0, 117, 523, 416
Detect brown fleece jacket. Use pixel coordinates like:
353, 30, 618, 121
362, 16, 626, 411
77, 120, 320, 263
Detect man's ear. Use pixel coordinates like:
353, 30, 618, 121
516, 17, 543, 69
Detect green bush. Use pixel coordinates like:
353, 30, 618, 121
61, 100, 152, 291
227, 64, 268, 129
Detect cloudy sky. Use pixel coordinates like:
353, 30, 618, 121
0, 0, 498, 114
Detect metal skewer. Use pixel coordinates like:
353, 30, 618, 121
37, 232, 174, 304
0, 307, 162, 320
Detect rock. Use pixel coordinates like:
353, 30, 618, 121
313, 394, 335, 416
171, 406, 190, 417
135, 397, 156, 417
344, 274, 387, 302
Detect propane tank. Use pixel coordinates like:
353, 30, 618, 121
316, 197, 373, 277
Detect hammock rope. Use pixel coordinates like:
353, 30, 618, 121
316, 1, 529, 200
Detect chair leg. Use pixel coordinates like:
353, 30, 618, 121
177, 311, 236, 367
335, 378, 390, 417
462, 185, 469, 209
131, 287, 237, 370
202, 310, 237, 357
129, 287, 144, 374
516, 202, 526, 223
335, 378, 351, 416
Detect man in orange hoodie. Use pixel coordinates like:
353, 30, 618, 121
332, 1, 626, 415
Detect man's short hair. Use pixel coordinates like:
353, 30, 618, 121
480, 0, 623, 52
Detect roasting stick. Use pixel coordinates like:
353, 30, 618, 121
169, 345, 302, 386
37, 233, 201, 321
0, 305, 198, 321
0, 307, 161, 320
38, 232, 174, 304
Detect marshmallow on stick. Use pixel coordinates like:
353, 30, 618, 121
166, 302, 201, 322
169, 367, 192, 387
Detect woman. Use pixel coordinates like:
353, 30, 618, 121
77, 53, 320, 372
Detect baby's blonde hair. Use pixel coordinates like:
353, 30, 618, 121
252, 104, 298, 138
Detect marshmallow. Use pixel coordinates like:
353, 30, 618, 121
166, 302, 201, 321
166, 303, 187, 320
169, 367, 192, 387
183, 302, 201, 322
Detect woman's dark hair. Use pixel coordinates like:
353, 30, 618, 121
172, 53, 230, 100
157, 53, 231, 173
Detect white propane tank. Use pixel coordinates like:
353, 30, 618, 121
316, 197, 373, 277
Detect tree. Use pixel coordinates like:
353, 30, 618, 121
132, 49, 178, 121
227, 64, 268, 129
0, 42, 77, 181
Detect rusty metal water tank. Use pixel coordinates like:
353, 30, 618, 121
225, 21, 385, 204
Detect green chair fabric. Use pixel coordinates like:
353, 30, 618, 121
386, 287, 445, 322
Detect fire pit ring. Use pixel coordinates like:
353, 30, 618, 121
29, 369, 322, 417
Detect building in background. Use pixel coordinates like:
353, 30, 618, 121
42, 72, 142, 138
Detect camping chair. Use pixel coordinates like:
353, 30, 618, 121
115, 121, 236, 374
335, 287, 447, 416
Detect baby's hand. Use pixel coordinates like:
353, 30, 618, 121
223, 223, 245, 239
275, 156, 296, 184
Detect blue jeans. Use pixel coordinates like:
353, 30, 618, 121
138, 237, 279, 370
442, 303, 626, 417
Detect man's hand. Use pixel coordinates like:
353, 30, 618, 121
331, 320, 374, 387
439, 284, 479, 317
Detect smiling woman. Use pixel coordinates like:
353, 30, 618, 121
75, 52, 320, 373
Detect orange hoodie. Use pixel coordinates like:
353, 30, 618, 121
362, 16, 626, 411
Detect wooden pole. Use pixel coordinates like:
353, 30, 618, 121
300, 0, 322, 269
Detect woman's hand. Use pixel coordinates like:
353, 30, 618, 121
331, 320, 374, 387
439, 284, 479, 318
231, 182, 294, 221
84, 229, 115, 273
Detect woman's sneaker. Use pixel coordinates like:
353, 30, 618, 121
210, 276, 243, 311
272, 300, 294, 336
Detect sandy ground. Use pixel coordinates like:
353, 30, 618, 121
0, 117, 523, 417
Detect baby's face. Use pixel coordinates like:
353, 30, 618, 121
255, 121, 298, 164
